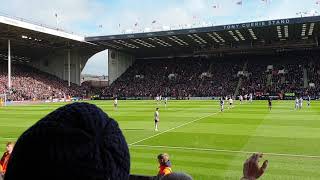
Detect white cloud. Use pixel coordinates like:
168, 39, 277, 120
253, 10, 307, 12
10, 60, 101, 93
0, 0, 107, 34
93, 0, 244, 35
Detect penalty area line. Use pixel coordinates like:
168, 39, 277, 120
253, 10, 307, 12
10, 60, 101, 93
130, 144, 320, 159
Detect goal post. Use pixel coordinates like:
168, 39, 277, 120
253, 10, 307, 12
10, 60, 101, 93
0, 94, 7, 107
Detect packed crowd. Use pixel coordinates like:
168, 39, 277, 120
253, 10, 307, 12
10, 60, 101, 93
239, 63, 267, 96
240, 57, 306, 96
103, 55, 320, 98
306, 59, 320, 96
0, 63, 89, 101
271, 63, 304, 94
1, 54, 319, 101
103, 58, 243, 98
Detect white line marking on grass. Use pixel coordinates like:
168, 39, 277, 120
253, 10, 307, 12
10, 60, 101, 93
129, 113, 217, 146
129, 105, 236, 146
130, 144, 320, 159
0, 137, 17, 140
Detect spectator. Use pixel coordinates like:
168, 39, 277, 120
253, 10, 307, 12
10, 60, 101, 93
0, 142, 15, 177
241, 153, 268, 180
0, 63, 90, 101
157, 153, 172, 177
4, 102, 130, 180
102, 54, 319, 98
102, 58, 242, 98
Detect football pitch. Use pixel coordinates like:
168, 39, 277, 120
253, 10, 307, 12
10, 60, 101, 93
0, 100, 320, 179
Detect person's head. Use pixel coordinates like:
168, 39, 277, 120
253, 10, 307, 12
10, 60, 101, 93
5, 102, 130, 180
160, 172, 193, 180
5, 142, 15, 154
156, 108, 159, 111
157, 153, 169, 165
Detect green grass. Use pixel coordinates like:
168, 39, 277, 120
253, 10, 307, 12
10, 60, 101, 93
0, 100, 320, 179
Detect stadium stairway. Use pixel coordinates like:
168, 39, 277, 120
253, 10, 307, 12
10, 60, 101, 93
267, 73, 272, 86
234, 61, 248, 96
235, 78, 243, 97
303, 67, 308, 88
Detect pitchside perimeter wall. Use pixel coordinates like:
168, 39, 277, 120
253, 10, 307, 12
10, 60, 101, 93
108, 50, 135, 84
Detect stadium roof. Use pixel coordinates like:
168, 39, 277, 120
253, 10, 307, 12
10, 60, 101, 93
87, 16, 320, 59
0, 14, 102, 62
1, 14, 320, 62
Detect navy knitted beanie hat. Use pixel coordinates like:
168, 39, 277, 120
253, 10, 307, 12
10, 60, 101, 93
5, 102, 130, 180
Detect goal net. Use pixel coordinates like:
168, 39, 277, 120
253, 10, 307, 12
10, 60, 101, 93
0, 94, 7, 107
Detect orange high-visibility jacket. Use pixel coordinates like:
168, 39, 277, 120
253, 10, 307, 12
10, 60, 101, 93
158, 165, 172, 176
0, 152, 10, 174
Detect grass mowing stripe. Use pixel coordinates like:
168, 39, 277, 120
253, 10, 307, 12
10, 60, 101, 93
129, 113, 217, 146
130, 144, 320, 159
1, 100, 320, 179
129, 106, 237, 146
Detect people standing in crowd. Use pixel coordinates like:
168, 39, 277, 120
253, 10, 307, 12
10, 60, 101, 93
0, 63, 90, 101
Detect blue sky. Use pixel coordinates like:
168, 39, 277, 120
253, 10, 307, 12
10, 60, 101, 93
0, 0, 319, 75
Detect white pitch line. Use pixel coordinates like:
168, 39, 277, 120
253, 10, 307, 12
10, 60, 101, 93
129, 113, 217, 146
0, 137, 17, 140
130, 144, 320, 159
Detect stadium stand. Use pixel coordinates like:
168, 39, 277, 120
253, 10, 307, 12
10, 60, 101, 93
306, 55, 320, 95
1, 53, 316, 101
101, 53, 319, 99
239, 62, 267, 96
102, 57, 243, 98
0, 54, 315, 101
1, 14, 320, 101
0, 62, 89, 101
85, 16, 320, 100
240, 54, 306, 97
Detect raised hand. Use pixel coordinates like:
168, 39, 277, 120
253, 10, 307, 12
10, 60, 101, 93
242, 153, 268, 180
